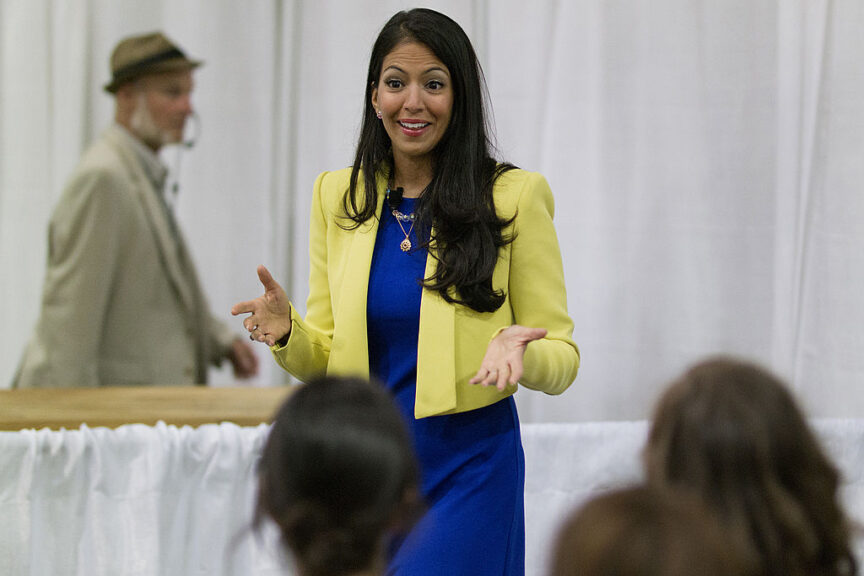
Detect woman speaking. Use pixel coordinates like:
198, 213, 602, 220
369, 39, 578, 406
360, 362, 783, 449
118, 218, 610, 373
233, 8, 579, 575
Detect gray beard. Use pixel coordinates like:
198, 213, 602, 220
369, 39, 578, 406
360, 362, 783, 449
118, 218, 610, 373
130, 94, 173, 149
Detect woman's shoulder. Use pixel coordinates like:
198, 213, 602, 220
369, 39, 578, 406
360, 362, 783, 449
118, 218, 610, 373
493, 167, 547, 187
312, 167, 355, 207
315, 167, 353, 190
492, 168, 553, 212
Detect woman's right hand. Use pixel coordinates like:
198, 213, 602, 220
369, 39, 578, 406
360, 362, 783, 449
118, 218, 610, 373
231, 265, 292, 347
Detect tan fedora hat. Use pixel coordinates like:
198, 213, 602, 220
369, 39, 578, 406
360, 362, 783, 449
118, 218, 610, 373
104, 32, 202, 93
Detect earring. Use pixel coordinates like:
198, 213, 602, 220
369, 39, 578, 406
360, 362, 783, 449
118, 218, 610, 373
376, 109, 383, 119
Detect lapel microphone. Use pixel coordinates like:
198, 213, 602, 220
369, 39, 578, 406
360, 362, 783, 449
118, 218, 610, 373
387, 186, 404, 210
182, 112, 200, 149
167, 112, 201, 202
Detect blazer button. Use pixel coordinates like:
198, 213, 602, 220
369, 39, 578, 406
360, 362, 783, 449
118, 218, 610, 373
184, 366, 194, 377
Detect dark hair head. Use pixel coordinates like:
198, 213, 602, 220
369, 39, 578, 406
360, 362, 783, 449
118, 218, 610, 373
359, 8, 488, 166
550, 486, 753, 576
645, 357, 857, 576
347, 8, 516, 313
255, 377, 421, 576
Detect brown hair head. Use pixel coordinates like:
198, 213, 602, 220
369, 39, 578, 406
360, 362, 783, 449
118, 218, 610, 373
549, 485, 752, 576
644, 357, 857, 576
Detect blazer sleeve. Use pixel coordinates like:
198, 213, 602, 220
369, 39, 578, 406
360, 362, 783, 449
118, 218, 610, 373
37, 168, 135, 386
507, 172, 580, 394
271, 171, 334, 380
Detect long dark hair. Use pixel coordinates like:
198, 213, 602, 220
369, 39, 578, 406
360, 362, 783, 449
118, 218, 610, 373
345, 8, 515, 313
255, 377, 422, 576
645, 358, 857, 576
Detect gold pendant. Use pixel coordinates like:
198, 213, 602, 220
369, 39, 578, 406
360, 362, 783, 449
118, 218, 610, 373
400, 238, 412, 252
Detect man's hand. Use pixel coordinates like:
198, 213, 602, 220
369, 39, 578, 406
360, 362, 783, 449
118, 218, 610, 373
229, 338, 259, 379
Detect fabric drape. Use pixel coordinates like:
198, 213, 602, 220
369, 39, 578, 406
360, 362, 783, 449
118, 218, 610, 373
2, 420, 864, 575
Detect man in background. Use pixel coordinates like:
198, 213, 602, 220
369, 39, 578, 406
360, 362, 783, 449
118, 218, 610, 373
14, 32, 257, 387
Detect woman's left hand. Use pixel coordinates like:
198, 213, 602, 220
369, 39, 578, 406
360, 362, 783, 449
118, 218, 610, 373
469, 325, 548, 391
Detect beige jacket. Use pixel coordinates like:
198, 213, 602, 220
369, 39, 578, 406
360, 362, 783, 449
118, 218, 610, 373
14, 125, 234, 388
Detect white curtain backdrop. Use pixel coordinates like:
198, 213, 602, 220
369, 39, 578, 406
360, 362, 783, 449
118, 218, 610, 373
1, 0, 862, 423
0, 423, 286, 575
3, 420, 864, 575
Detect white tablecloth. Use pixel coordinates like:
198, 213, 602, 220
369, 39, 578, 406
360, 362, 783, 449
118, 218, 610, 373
2, 420, 863, 576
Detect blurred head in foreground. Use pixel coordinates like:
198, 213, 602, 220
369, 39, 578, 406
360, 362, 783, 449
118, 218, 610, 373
644, 357, 857, 576
549, 485, 751, 576
256, 377, 422, 576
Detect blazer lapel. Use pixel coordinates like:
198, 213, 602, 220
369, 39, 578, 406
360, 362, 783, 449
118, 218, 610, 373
108, 128, 198, 317
416, 243, 457, 416
327, 175, 387, 378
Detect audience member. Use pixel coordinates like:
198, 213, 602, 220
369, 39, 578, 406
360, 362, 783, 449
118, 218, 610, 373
549, 486, 752, 576
256, 376, 423, 576
644, 357, 858, 576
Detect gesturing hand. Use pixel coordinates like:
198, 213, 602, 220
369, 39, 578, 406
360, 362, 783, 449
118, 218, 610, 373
469, 325, 548, 391
230, 265, 292, 347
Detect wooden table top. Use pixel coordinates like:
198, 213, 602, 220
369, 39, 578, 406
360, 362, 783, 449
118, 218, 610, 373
0, 386, 294, 430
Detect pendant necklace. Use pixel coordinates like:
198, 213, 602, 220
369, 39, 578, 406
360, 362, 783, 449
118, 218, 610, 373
387, 187, 416, 252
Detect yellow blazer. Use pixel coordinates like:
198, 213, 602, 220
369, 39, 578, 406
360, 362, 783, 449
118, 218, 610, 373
273, 167, 579, 418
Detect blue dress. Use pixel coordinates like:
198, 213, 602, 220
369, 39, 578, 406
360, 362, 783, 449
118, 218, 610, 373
367, 197, 526, 576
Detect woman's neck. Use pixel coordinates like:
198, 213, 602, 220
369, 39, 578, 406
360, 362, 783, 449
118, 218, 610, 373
391, 156, 433, 198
